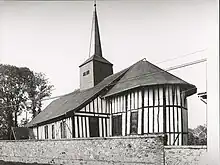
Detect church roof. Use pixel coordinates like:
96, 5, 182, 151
26, 59, 196, 127
104, 59, 196, 97
79, 54, 113, 67
26, 67, 129, 127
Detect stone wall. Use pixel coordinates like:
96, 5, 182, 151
165, 146, 207, 165
0, 135, 164, 165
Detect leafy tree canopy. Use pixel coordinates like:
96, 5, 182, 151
0, 64, 53, 139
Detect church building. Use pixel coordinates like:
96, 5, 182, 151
26, 3, 197, 146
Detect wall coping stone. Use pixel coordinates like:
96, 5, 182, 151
0, 134, 164, 143
165, 145, 207, 149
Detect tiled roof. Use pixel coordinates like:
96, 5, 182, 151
79, 55, 113, 67
26, 59, 196, 127
104, 59, 196, 97
26, 68, 129, 127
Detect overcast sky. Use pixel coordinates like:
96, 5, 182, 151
0, 0, 217, 128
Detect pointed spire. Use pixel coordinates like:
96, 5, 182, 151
89, 1, 102, 57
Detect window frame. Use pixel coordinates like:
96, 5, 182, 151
60, 120, 67, 139
83, 70, 90, 76
130, 111, 138, 135
44, 125, 48, 139
51, 124, 55, 139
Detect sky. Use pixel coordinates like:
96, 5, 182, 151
0, 0, 217, 128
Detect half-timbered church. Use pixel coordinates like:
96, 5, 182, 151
26, 3, 197, 145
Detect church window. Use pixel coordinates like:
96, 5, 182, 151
83, 70, 90, 76
51, 124, 55, 139
130, 111, 138, 134
44, 125, 48, 139
60, 120, 67, 138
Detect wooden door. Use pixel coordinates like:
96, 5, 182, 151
89, 117, 99, 137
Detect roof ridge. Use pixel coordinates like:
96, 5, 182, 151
104, 58, 196, 97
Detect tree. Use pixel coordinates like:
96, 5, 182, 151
0, 64, 53, 139
188, 125, 207, 145
26, 72, 53, 118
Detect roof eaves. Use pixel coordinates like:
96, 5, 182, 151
27, 67, 130, 127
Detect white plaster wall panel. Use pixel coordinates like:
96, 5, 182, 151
47, 124, 51, 139
175, 107, 179, 133
138, 109, 142, 134
159, 107, 163, 133
149, 89, 153, 106
122, 113, 126, 136
131, 92, 134, 109
120, 96, 123, 112
106, 100, 109, 113
37, 126, 41, 139
178, 108, 182, 134
81, 107, 85, 112
79, 117, 83, 138
112, 98, 115, 113
127, 111, 131, 135
109, 115, 112, 136
56, 121, 60, 139
93, 99, 96, 113
106, 118, 110, 137
69, 117, 73, 138
154, 88, 158, 106
98, 97, 102, 113
177, 87, 181, 106
154, 107, 159, 133
102, 99, 106, 113
149, 108, 153, 133
134, 91, 138, 109
169, 87, 173, 106
120, 96, 122, 112
41, 126, 44, 139
138, 91, 142, 109
118, 96, 120, 112
159, 87, 164, 105
144, 108, 148, 134
166, 107, 170, 134
103, 118, 106, 137
82, 117, 86, 138
39, 126, 42, 139
33, 127, 37, 139
74, 116, 79, 138
86, 104, 89, 112
164, 88, 168, 107
174, 88, 177, 105
86, 117, 90, 138
90, 101, 93, 113
123, 95, 126, 112
65, 119, 69, 138
128, 94, 131, 110
144, 89, 148, 107
117, 96, 120, 112
99, 118, 103, 137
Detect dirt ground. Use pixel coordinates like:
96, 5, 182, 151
0, 160, 51, 165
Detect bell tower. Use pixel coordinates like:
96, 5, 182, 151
79, 2, 113, 90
